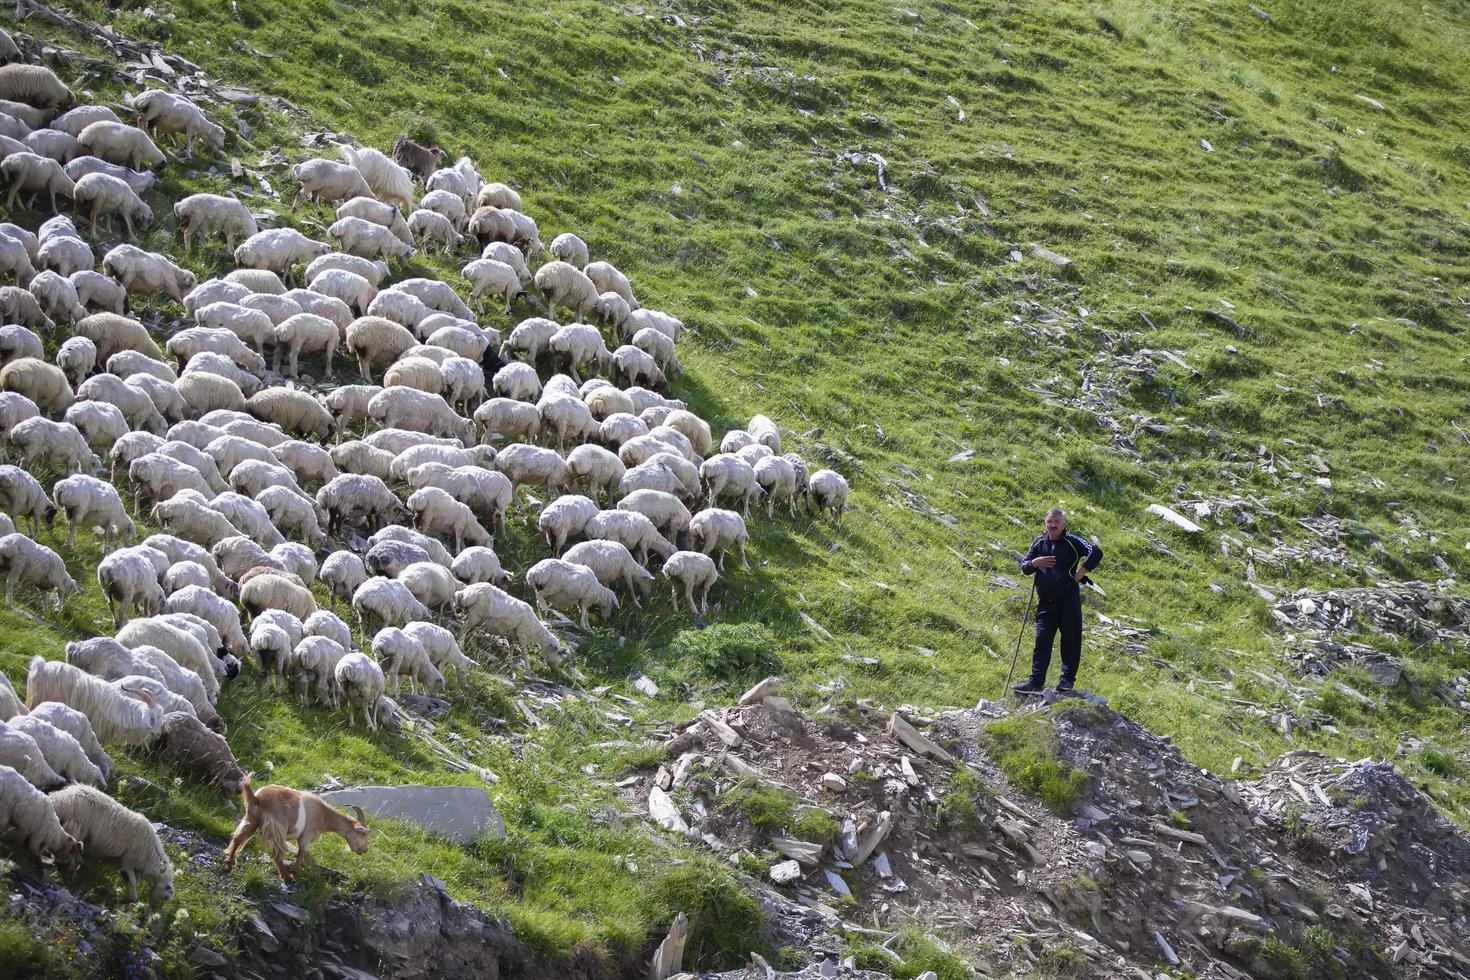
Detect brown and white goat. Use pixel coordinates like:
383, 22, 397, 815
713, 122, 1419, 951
222, 775, 369, 883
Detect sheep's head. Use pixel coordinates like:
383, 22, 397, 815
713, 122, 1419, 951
151, 862, 175, 903
42, 502, 56, 528
342, 805, 370, 854
38, 828, 83, 868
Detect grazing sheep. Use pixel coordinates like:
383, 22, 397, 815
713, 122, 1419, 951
700, 453, 759, 516
0, 763, 82, 867
337, 196, 413, 249
407, 486, 491, 552
494, 443, 569, 498
396, 560, 459, 614
282, 288, 352, 336
389, 443, 471, 483
566, 443, 625, 503
102, 245, 195, 302
476, 395, 541, 445
24, 656, 165, 747
28, 702, 112, 783
367, 386, 473, 444
526, 558, 618, 628
562, 539, 654, 606
235, 228, 331, 285
808, 469, 850, 524
372, 626, 443, 695
224, 268, 286, 296
0, 231, 35, 284
408, 209, 462, 254
753, 455, 798, 518
319, 550, 367, 608
149, 492, 239, 548
330, 439, 392, 480
0, 672, 21, 720
78, 371, 167, 432
365, 540, 432, 579
270, 439, 337, 487
345, 315, 416, 382
155, 440, 229, 493
55, 333, 99, 387
584, 509, 674, 567
425, 166, 470, 200
246, 388, 333, 441
584, 261, 637, 311
64, 638, 212, 724
334, 652, 386, 730
309, 267, 376, 317
162, 561, 211, 594
352, 577, 430, 632
329, 215, 412, 262
7, 714, 104, 787
166, 585, 248, 658
51, 784, 174, 901
402, 621, 472, 684
55, 474, 134, 549
445, 466, 513, 531
270, 542, 318, 585
77, 120, 164, 170
383, 355, 443, 395
452, 546, 512, 588
50, 105, 118, 136
549, 232, 589, 268
583, 383, 636, 423
0, 64, 74, 109
0, 150, 73, 210
131, 90, 224, 156
0, 533, 77, 608
157, 711, 243, 795
662, 551, 719, 616
24, 127, 83, 164
176, 371, 246, 415
0, 324, 41, 364
223, 777, 369, 884
0, 357, 71, 414
174, 194, 258, 252
461, 257, 522, 313
0, 285, 51, 334
534, 261, 598, 323
166, 328, 264, 376
492, 361, 542, 404
0, 719, 66, 789
498, 316, 558, 366
292, 157, 373, 206
689, 508, 750, 571
7, 417, 97, 476
257, 485, 326, 545
316, 473, 406, 536
440, 356, 485, 414
307, 251, 388, 288
367, 288, 434, 336
548, 323, 611, 383
369, 525, 454, 567
600, 412, 648, 450
72, 172, 152, 238
63, 155, 154, 195
0, 464, 52, 536
249, 622, 291, 686
538, 494, 600, 555
416, 189, 467, 229
454, 583, 562, 665
618, 488, 692, 542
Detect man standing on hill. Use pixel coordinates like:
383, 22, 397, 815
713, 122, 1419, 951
1013, 508, 1102, 695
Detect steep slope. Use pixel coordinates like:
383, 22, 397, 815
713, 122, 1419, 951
0, 0, 1469, 976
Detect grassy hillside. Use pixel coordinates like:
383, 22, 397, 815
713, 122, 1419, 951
4, 0, 1470, 973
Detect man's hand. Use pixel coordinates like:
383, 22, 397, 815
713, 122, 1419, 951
1031, 555, 1057, 570
1073, 569, 1086, 583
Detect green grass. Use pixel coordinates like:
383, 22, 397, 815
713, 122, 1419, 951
983, 715, 1089, 816
3, 0, 1470, 971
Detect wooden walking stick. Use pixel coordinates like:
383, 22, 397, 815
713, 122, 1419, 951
1002, 580, 1036, 698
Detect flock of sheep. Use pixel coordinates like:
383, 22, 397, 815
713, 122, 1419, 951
0, 31, 850, 900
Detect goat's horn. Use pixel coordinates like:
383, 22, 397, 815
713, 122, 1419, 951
349, 805, 367, 825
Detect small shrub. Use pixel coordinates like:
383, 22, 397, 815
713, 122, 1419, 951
0, 915, 65, 980
1036, 938, 1089, 978
1420, 747, 1459, 778
667, 623, 781, 682
649, 858, 766, 970
936, 766, 987, 835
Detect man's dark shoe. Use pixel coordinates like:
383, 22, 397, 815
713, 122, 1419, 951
1012, 681, 1045, 695
1057, 679, 1076, 692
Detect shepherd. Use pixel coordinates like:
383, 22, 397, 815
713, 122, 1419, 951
1013, 508, 1102, 695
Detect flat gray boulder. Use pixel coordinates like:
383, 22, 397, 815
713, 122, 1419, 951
321, 785, 504, 842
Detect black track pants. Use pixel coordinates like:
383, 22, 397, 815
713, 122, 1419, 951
1030, 592, 1083, 686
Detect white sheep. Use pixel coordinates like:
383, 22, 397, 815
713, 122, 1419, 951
492, 361, 542, 404
475, 396, 541, 444
0, 324, 41, 364
620, 308, 685, 345
28, 702, 113, 783
66, 266, 121, 310
155, 440, 228, 493
475, 182, 522, 211
319, 550, 368, 608
526, 558, 618, 628
426, 166, 471, 201
407, 486, 490, 552
373, 626, 443, 695
334, 652, 385, 730
417, 189, 467, 228
689, 508, 750, 571
663, 551, 719, 616
234, 228, 331, 283
382, 355, 442, 395
307, 251, 389, 288
600, 412, 648, 450
408, 209, 462, 254
1, 151, 73, 210
618, 488, 692, 541
366, 540, 432, 579
0, 357, 72, 414
562, 539, 654, 607
108, 351, 175, 385
735, 443, 775, 468
284, 635, 347, 705
63, 398, 128, 453
367, 288, 434, 336
72, 171, 152, 238
250, 619, 292, 685
24, 656, 165, 747
176, 371, 247, 415
697, 454, 758, 516
77, 373, 166, 433
77, 120, 164, 170
329, 215, 413, 261
453, 583, 563, 665
582, 383, 635, 424
809, 469, 850, 524
549, 232, 589, 268
336, 196, 412, 245
282, 288, 353, 336
538, 494, 600, 554
440, 356, 485, 414
584, 261, 637, 311
224, 268, 286, 296
451, 546, 511, 587
0, 763, 82, 866
369, 524, 454, 568
270, 542, 318, 585
131, 90, 224, 156
346, 315, 416, 382
102, 245, 195, 302
64, 638, 212, 724
0, 671, 22, 720
389, 443, 472, 482
352, 576, 430, 632
445, 466, 513, 532
166, 329, 264, 377
51, 105, 120, 137
210, 535, 273, 581
584, 509, 674, 567
246, 388, 334, 441
51, 783, 174, 901
0, 286, 51, 335
185, 277, 249, 315
71, 310, 166, 364
534, 261, 598, 323
142, 534, 233, 595
494, 442, 568, 497
402, 621, 473, 684
166, 585, 248, 657
316, 474, 407, 537
53, 337, 95, 391
204, 433, 274, 477
54, 473, 133, 549
7, 714, 104, 787
338, 144, 414, 211
63, 155, 154, 195
330, 439, 392, 480
0, 719, 66, 790
240, 571, 317, 623
173, 194, 257, 250
25, 127, 84, 164
549, 323, 611, 382
750, 455, 796, 517
292, 157, 373, 206
0, 231, 35, 284
270, 439, 337, 487
368, 386, 473, 444
461, 258, 522, 313
162, 560, 211, 594
257, 485, 326, 545
561, 445, 622, 504
7, 416, 98, 475
150, 492, 240, 547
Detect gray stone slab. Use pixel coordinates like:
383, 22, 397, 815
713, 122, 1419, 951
321, 785, 505, 843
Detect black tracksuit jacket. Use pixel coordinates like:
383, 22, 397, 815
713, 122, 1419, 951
1020, 532, 1102, 602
